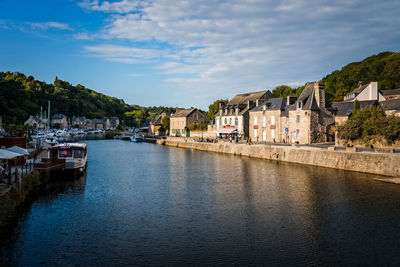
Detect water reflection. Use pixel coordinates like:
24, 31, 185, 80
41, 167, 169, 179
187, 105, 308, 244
1, 140, 400, 266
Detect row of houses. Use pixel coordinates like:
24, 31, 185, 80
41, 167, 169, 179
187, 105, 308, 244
159, 81, 400, 144
24, 114, 120, 130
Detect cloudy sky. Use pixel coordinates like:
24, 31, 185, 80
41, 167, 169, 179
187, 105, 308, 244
1, 0, 399, 109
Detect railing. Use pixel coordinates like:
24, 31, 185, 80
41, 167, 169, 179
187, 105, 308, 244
0, 162, 35, 186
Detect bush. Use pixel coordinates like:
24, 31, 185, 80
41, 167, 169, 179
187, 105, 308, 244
338, 105, 400, 144
105, 130, 122, 139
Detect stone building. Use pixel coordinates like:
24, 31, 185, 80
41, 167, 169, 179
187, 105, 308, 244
249, 97, 290, 142
215, 90, 273, 138
110, 117, 120, 129
170, 108, 206, 137
72, 116, 87, 128
24, 115, 48, 129
282, 82, 335, 144
86, 117, 111, 129
52, 114, 68, 129
149, 112, 170, 136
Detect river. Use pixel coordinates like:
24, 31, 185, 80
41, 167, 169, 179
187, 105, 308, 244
1, 140, 400, 265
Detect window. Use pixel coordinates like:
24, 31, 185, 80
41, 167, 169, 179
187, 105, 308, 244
235, 118, 238, 127
74, 150, 83, 158
254, 116, 258, 125
271, 116, 275, 125
262, 116, 266, 127
271, 129, 275, 139
219, 119, 222, 127
194, 114, 198, 120
297, 102, 302, 109
254, 129, 258, 137
296, 115, 300, 123
296, 129, 300, 139
224, 118, 227, 124
229, 118, 232, 125
59, 149, 72, 158
262, 130, 266, 141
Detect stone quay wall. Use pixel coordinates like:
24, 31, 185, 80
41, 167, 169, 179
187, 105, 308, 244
156, 139, 400, 177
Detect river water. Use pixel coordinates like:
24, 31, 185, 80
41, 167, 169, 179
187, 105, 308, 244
1, 140, 400, 266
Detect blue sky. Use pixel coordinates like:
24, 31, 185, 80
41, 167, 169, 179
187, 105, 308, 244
1, 0, 400, 109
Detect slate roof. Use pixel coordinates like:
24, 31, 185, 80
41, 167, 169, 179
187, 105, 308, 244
227, 90, 272, 106
380, 99, 400, 111
331, 100, 377, 116
151, 113, 171, 125
296, 82, 320, 111
171, 108, 204, 118
250, 98, 287, 112
381, 89, 400, 96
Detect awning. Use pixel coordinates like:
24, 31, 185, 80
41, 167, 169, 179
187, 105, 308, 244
5, 146, 29, 155
217, 128, 238, 134
0, 149, 23, 159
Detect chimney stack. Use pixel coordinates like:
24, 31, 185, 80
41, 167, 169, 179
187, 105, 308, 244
314, 82, 325, 109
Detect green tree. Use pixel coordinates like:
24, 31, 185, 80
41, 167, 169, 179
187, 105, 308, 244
272, 85, 294, 98
353, 99, 360, 113
207, 99, 228, 122
161, 116, 170, 132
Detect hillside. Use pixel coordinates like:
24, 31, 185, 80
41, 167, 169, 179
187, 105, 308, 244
322, 51, 400, 102
0, 71, 174, 126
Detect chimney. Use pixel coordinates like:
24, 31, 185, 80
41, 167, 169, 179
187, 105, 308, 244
370, 82, 378, 101
314, 82, 325, 109
256, 99, 259, 107
358, 81, 363, 88
247, 100, 251, 108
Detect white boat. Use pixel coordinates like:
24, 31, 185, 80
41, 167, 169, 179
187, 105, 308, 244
130, 134, 143, 142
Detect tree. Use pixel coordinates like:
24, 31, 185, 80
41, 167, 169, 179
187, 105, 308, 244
272, 85, 294, 98
353, 99, 360, 113
207, 99, 228, 122
161, 116, 170, 132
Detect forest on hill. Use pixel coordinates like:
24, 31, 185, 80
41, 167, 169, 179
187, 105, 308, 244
0, 71, 173, 126
272, 51, 400, 102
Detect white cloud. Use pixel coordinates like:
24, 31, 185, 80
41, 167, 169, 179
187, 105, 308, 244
79, 0, 144, 13
77, 0, 400, 105
26, 21, 72, 31
84, 44, 167, 63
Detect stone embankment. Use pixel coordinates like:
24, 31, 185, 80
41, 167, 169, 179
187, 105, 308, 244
156, 138, 400, 177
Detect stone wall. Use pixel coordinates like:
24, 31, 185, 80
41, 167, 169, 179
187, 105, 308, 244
157, 139, 400, 177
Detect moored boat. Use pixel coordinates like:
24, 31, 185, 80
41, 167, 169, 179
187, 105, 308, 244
35, 143, 87, 175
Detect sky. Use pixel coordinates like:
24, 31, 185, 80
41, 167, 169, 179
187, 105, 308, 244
1, 0, 400, 109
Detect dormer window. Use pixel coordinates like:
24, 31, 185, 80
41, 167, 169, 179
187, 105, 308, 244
297, 102, 302, 109
235, 108, 239, 116
225, 109, 228, 115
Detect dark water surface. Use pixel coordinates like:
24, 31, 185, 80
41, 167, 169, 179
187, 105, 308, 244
1, 140, 400, 266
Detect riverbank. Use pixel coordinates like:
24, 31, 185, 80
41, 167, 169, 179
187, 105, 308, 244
155, 138, 400, 177
0, 171, 49, 232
